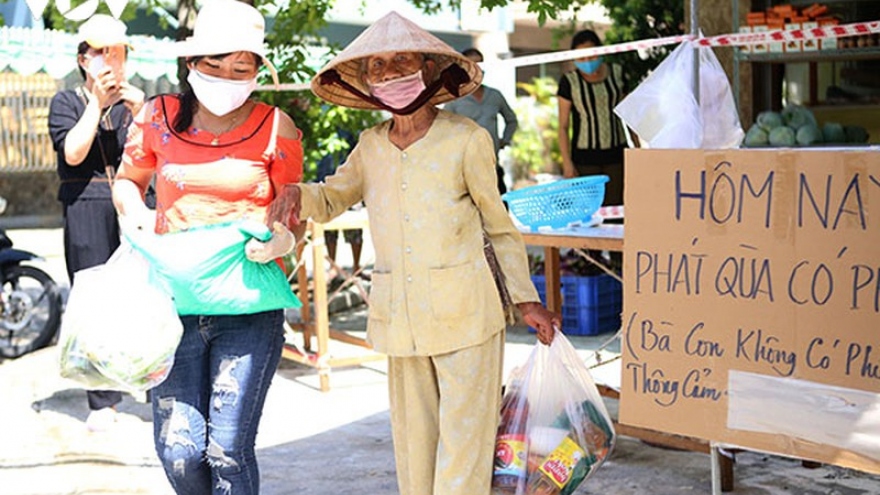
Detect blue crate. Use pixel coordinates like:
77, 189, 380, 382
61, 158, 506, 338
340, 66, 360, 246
531, 274, 547, 304
561, 274, 622, 309
528, 274, 621, 336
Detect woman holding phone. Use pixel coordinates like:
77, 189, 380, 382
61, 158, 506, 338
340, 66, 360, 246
48, 14, 144, 432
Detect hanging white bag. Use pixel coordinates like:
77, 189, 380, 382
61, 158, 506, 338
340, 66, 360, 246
699, 42, 745, 148
614, 40, 744, 149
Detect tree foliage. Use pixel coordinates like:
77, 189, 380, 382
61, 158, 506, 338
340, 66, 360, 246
509, 77, 560, 179
598, 0, 684, 85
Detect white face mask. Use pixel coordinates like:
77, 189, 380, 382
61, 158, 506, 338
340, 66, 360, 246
86, 55, 105, 79
187, 68, 257, 117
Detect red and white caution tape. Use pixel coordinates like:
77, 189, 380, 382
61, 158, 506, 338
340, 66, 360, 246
269, 82, 312, 92
597, 205, 624, 220
696, 19, 880, 47
259, 35, 695, 91
488, 34, 694, 69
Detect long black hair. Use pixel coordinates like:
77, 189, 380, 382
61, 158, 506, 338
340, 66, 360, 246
172, 56, 203, 133
173, 89, 199, 133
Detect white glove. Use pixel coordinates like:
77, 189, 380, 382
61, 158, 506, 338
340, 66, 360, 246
245, 222, 295, 264
119, 207, 157, 234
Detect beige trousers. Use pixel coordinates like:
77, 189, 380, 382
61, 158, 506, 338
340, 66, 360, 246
387, 330, 505, 495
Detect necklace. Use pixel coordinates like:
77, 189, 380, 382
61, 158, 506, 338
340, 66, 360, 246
195, 106, 245, 146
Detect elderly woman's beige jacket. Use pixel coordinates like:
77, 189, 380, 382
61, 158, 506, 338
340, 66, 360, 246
299, 110, 539, 357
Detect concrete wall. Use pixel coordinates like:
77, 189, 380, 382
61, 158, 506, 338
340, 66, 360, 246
0, 170, 63, 228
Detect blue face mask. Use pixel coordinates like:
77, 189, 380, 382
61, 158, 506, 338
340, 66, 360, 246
575, 58, 602, 75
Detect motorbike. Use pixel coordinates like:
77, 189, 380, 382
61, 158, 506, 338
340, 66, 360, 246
0, 196, 63, 359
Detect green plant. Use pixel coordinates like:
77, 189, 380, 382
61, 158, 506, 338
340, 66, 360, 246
599, 0, 685, 86
509, 77, 560, 181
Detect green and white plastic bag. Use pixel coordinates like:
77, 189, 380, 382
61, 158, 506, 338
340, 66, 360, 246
124, 220, 301, 316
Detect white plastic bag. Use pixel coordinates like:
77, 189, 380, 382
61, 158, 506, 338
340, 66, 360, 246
614, 40, 744, 149
59, 243, 182, 392
699, 43, 746, 148
492, 331, 615, 494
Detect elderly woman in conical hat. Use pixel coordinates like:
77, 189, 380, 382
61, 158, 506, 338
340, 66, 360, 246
270, 11, 560, 495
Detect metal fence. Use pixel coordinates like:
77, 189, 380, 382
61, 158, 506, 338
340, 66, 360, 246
0, 72, 60, 172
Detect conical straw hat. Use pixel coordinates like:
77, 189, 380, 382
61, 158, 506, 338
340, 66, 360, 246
311, 11, 481, 110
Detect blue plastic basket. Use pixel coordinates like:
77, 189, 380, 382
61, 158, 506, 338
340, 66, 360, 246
502, 175, 609, 230
530, 274, 622, 336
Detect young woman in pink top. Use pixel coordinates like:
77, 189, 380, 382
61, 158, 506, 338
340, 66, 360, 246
112, 2, 302, 493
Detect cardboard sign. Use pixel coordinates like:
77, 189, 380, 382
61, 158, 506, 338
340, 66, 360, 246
621, 149, 880, 473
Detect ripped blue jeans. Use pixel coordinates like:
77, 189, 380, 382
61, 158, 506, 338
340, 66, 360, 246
151, 310, 285, 495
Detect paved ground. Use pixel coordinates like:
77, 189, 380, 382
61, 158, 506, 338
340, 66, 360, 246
2, 226, 880, 494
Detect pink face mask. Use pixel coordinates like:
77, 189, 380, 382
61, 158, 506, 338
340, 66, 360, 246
368, 71, 426, 111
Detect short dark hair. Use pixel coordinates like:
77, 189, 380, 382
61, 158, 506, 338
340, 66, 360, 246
462, 48, 483, 61
76, 41, 90, 80
570, 29, 602, 50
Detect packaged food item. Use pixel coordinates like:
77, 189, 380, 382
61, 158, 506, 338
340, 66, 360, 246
785, 21, 803, 52
525, 435, 585, 495
802, 21, 819, 51
818, 17, 839, 50
527, 426, 569, 473
738, 25, 753, 54
767, 18, 785, 53
493, 374, 530, 493
752, 25, 769, 53
802, 3, 828, 19
746, 11, 766, 25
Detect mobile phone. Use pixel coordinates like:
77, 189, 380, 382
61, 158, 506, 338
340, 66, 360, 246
103, 45, 126, 85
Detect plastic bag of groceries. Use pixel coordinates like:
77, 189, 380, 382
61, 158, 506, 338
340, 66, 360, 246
492, 330, 615, 495
59, 243, 182, 392
614, 39, 744, 149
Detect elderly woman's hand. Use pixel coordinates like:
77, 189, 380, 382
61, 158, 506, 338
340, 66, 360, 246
267, 184, 302, 230
517, 302, 561, 345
